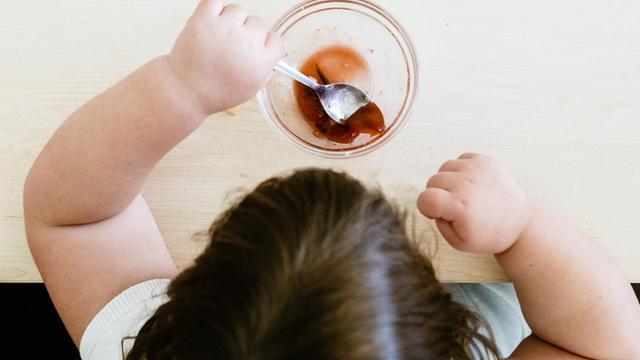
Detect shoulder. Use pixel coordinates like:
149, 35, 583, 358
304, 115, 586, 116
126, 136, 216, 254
446, 283, 531, 357
80, 279, 170, 360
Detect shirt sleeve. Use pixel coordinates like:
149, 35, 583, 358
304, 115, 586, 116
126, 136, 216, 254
445, 283, 532, 358
79, 279, 171, 360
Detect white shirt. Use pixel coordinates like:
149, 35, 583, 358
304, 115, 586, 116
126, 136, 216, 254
79, 280, 529, 359
79, 279, 170, 360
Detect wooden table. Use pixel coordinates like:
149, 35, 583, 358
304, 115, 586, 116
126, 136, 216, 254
2, 0, 639, 282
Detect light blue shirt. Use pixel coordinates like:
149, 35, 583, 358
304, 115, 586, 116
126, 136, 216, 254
446, 283, 532, 358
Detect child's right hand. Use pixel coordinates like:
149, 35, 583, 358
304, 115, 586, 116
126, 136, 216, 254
166, 0, 284, 114
417, 153, 533, 254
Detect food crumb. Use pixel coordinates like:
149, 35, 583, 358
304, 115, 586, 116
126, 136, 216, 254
585, 222, 595, 237
225, 107, 238, 116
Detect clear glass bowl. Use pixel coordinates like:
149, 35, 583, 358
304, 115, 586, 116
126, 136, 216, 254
258, 0, 419, 158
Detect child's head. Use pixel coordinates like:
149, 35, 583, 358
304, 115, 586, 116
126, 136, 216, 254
127, 169, 497, 359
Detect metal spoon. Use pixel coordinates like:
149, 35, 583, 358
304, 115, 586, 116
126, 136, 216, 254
274, 60, 371, 124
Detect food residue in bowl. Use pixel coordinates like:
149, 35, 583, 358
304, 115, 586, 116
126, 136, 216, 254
293, 45, 385, 144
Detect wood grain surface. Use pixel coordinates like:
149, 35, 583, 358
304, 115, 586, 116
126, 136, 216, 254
1, 0, 639, 282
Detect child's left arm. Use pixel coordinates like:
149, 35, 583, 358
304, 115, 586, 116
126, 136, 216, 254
417, 153, 640, 358
23, 0, 283, 345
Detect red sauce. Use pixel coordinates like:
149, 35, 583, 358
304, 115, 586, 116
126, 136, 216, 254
293, 45, 385, 144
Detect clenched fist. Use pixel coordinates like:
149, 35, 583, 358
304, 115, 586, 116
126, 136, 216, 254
417, 153, 533, 254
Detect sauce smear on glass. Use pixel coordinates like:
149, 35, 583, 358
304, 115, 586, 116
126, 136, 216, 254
293, 45, 385, 144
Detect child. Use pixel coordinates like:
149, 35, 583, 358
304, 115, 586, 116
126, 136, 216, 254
24, 1, 640, 359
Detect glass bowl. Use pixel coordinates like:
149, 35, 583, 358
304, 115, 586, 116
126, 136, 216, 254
257, 0, 419, 158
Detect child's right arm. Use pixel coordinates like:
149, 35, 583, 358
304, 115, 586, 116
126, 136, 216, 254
24, 0, 282, 345
417, 153, 640, 359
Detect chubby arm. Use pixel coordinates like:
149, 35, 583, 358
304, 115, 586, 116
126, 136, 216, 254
417, 153, 640, 359
25, 57, 205, 226
24, 57, 196, 345
496, 199, 640, 358
24, 0, 282, 345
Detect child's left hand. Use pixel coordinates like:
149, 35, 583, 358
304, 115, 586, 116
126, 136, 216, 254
416, 153, 532, 254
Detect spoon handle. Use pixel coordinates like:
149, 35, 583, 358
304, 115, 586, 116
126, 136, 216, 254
275, 60, 320, 90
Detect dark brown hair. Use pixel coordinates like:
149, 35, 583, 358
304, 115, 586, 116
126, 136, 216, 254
126, 169, 498, 359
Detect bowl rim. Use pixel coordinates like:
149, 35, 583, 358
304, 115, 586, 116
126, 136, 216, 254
257, 0, 420, 159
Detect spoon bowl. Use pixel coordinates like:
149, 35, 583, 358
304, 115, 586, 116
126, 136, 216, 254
274, 60, 370, 124
316, 83, 371, 122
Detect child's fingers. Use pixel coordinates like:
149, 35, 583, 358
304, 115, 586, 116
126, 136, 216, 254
435, 219, 466, 249
220, 3, 247, 23
417, 188, 461, 221
243, 16, 270, 45
426, 171, 460, 191
265, 31, 284, 56
243, 15, 267, 29
458, 152, 483, 160
196, 0, 224, 16
438, 159, 470, 173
